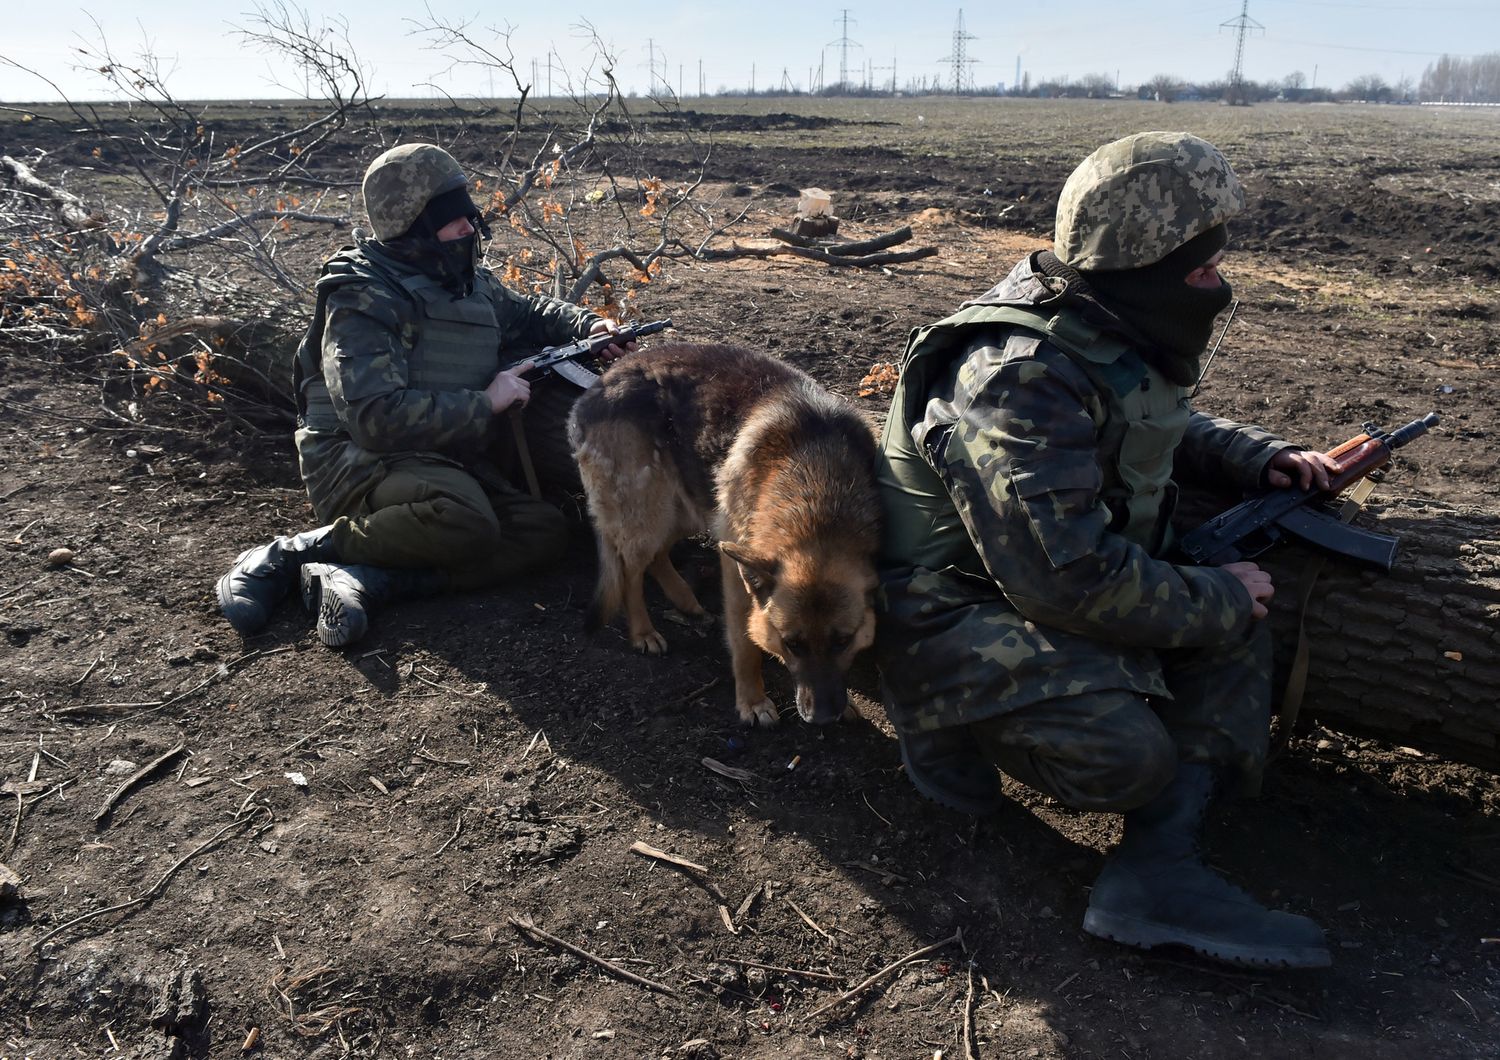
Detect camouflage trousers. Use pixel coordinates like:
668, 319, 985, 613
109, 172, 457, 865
878, 567, 1273, 804
966, 623, 1272, 808
327, 455, 569, 591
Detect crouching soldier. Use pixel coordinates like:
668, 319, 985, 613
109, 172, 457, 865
217, 143, 629, 646
875, 131, 1338, 969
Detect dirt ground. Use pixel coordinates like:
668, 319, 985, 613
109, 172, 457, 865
2, 99, 1498, 1059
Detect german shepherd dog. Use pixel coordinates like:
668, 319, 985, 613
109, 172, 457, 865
567, 343, 881, 727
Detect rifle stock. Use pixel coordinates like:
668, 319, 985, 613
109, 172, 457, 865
1178, 412, 1439, 571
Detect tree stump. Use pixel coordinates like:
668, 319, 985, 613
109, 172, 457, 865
1255, 496, 1500, 770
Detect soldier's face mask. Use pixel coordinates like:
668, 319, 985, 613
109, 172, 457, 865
434, 230, 479, 288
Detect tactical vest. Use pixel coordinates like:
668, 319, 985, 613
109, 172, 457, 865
294, 244, 503, 434
878, 301, 1190, 575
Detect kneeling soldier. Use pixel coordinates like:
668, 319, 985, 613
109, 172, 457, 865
875, 131, 1337, 969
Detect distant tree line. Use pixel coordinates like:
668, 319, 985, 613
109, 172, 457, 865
1420, 53, 1500, 103
703, 62, 1500, 105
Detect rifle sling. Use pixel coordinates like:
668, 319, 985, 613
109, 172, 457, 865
1272, 477, 1378, 756
507, 408, 542, 500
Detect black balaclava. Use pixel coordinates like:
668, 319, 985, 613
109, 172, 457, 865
376, 184, 490, 295
1077, 224, 1233, 385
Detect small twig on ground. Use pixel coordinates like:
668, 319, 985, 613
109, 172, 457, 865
675, 676, 720, 707
410, 669, 485, 697
520, 729, 549, 762
787, 897, 836, 945
861, 791, 893, 828
414, 749, 471, 767
433, 815, 463, 857
701, 757, 758, 784
5, 789, 20, 859
93, 739, 187, 826
69, 654, 104, 693
34, 813, 261, 951
1454, 989, 1480, 1023
726, 957, 843, 983
963, 964, 978, 1060
35, 742, 68, 768
803, 930, 964, 1024
629, 839, 726, 902
845, 860, 909, 885
509, 915, 677, 996
735, 883, 764, 923
279, 720, 339, 757
0, 481, 41, 503
60, 646, 292, 720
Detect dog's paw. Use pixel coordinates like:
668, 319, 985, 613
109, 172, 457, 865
632, 630, 668, 655
737, 698, 780, 727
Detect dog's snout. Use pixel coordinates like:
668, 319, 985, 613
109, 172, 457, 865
796, 671, 849, 724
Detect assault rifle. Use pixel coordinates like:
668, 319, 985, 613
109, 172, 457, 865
521, 317, 674, 388
1177, 412, 1440, 572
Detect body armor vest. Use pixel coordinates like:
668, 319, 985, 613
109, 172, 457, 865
879, 301, 1190, 574
294, 245, 503, 434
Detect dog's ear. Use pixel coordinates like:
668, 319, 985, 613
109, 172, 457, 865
720, 541, 779, 605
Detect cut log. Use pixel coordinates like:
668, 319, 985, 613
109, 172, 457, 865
770, 225, 915, 255
1251, 496, 1500, 770
702, 241, 936, 268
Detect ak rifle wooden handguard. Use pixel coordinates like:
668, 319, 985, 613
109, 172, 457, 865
1177, 412, 1440, 569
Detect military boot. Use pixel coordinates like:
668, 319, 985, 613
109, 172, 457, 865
299, 563, 449, 648
1083, 763, 1330, 969
897, 727, 1005, 816
216, 526, 339, 634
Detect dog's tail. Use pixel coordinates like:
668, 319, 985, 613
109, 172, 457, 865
585, 535, 627, 632
575, 435, 626, 633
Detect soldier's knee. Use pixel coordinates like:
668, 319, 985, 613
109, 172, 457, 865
1100, 724, 1178, 811
429, 496, 504, 554
1036, 694, 1177, 813
499, 497, 570, 564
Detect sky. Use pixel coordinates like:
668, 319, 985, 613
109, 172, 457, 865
1, 0, 1496, 103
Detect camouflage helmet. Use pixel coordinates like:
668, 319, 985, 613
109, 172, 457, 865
362, 143, 468, 240
1053, 131, 1245, 271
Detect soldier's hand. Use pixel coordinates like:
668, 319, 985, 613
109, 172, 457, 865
485, 363, 533, 414
1222, 561, 1274, 620
1266, 449, 1339, 492
590, 319, 637, 363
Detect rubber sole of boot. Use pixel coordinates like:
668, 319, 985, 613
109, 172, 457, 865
898, 737, 1005, 817
300, 565, 368, 648
1082, 907, 1332, 969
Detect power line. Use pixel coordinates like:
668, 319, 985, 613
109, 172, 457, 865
1277, 38, 1490, 58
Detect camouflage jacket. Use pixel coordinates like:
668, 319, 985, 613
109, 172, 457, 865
874, 253, 1296, 733
293, 234, 600, 520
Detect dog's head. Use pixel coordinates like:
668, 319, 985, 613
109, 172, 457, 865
721, 541, 877, 725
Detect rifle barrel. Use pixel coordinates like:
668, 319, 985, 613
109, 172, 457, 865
1386, 412, 1440, 450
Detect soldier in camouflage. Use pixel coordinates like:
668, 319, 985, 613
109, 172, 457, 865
216, 143, 630, 647
876, 132, 1339, 969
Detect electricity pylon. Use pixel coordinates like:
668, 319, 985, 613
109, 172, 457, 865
1220, 0, 1264, 106
938, 10, 979, 94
